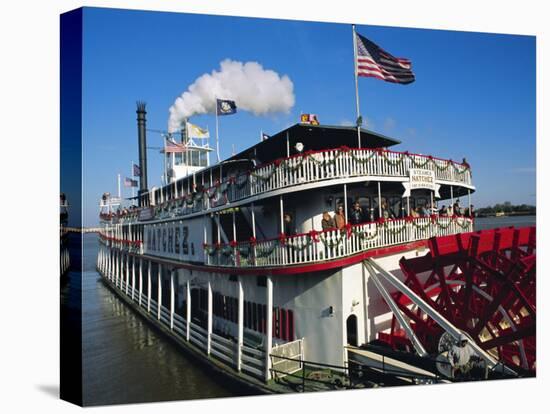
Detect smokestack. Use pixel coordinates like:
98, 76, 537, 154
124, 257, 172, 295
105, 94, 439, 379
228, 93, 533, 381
136, 101, 148, 204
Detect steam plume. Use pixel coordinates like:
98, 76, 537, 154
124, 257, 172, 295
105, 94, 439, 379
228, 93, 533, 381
168, 59, 295, 132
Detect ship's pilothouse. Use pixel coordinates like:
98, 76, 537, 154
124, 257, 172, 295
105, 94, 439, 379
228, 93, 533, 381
165, 123, 213, 183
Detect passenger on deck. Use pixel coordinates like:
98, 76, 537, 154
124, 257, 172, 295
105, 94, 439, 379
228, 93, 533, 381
321, 211, 336, 231
439, 205, 448, 216
334, 205, 346, 230
453, 200, 462, 216
349, 202, 364, 225
466, 204, 475, 217
283, 213, 296, 236
379, 201, 396, 220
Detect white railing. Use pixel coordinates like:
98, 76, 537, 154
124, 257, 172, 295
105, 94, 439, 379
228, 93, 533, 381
205, 216, 474, 268
109, 147, 472, 223
97, 259, 288, 382
271, 339, 304, 378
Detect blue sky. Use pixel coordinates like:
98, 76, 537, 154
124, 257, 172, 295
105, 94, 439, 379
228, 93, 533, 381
82, 7, 535, 227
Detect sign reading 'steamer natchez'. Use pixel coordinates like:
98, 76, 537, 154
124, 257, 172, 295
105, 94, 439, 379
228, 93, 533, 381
402, 169, 441, 197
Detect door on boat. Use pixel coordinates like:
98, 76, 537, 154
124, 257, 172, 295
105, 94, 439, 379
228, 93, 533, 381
346, 314, 358, 347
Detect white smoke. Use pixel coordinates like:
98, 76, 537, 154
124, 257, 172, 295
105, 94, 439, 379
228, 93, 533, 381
168, 59, 295, 132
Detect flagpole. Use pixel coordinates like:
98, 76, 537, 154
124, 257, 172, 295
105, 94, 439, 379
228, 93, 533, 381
163, 134, 167, 185
131, 160, 135, 205
117, 173, 121, 201
215, 97, 220, 163
352, 24, 362, 149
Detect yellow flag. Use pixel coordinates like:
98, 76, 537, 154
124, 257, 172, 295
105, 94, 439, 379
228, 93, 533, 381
186, 122, 210, 139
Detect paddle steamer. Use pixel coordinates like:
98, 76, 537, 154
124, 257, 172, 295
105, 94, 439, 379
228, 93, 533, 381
96, 103, 535, 391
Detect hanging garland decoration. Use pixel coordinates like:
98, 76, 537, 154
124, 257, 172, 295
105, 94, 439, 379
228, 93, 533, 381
246, 146, 470, 186
352, 224, 380, 241
234, 174, 250, 190
202, 216, 473, 263
379, 150, 407, 167
410, 218, 434, 232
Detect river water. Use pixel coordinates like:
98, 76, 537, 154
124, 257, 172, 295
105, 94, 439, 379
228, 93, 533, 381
70, 233, 238, 406
473, 215, 536, 231
65, 216, 535, 405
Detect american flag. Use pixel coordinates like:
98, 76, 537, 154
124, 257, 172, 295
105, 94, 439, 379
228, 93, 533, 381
124, 177, 138, 187
355, 32, 415, 84
164, 136, 186, 153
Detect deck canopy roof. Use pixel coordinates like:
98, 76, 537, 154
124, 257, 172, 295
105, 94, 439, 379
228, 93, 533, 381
228, 123, 401, 165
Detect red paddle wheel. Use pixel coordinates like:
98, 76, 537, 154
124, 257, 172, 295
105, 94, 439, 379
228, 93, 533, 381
378, 226, 536, 374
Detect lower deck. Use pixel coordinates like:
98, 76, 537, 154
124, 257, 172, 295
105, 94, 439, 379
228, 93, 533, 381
96, 241, 430, 381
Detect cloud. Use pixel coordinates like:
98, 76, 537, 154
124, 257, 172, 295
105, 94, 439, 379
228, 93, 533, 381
168, 59, 295, 132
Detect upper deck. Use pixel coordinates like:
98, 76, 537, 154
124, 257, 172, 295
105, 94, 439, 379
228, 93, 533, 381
105, 144, 473, 225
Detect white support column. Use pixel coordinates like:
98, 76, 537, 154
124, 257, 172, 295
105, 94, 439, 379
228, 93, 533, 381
125, 253, 129, 295
147, 260, 152, 313
232, 211, 237, 241
111, 251, 115, 281
343, 184, 348, 223
265, 276, 273, 382
279, 195, 284, 233
468, 189, 472, 216
186, 279, 191, 341
207, 280, 213, 355
157, 264, 162, 321
237, 276, 244, 371
170, 270, 175, 330
131, 255, 135, 300
216, 214, 221, 243
251, 202, 257, 262
279, 196, 286, 265
117, 250, 121, 288
378, 181, 382, 218
138, 258, 143, 307
113, 251, 117, 285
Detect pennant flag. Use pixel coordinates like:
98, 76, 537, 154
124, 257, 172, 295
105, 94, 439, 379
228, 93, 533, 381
355, 32, 415, 84
187, 122, 210, 139
164, 136, 187, 153
261, 132, 270, 141
216, 99, 237, 116
133, 163, 141, 177
300, 114, 320, 125
124, 177, 138, 187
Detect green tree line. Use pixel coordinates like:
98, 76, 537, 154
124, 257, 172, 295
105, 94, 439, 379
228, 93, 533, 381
476, 201, 536, 216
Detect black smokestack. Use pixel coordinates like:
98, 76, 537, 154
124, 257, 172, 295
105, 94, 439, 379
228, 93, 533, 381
136, 101, 148, 203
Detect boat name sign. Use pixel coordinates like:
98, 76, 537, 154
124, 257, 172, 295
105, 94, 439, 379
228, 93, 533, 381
402, 169, 440, 198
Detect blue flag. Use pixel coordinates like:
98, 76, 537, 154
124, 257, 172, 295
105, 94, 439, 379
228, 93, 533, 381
216, 99, 237, 116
